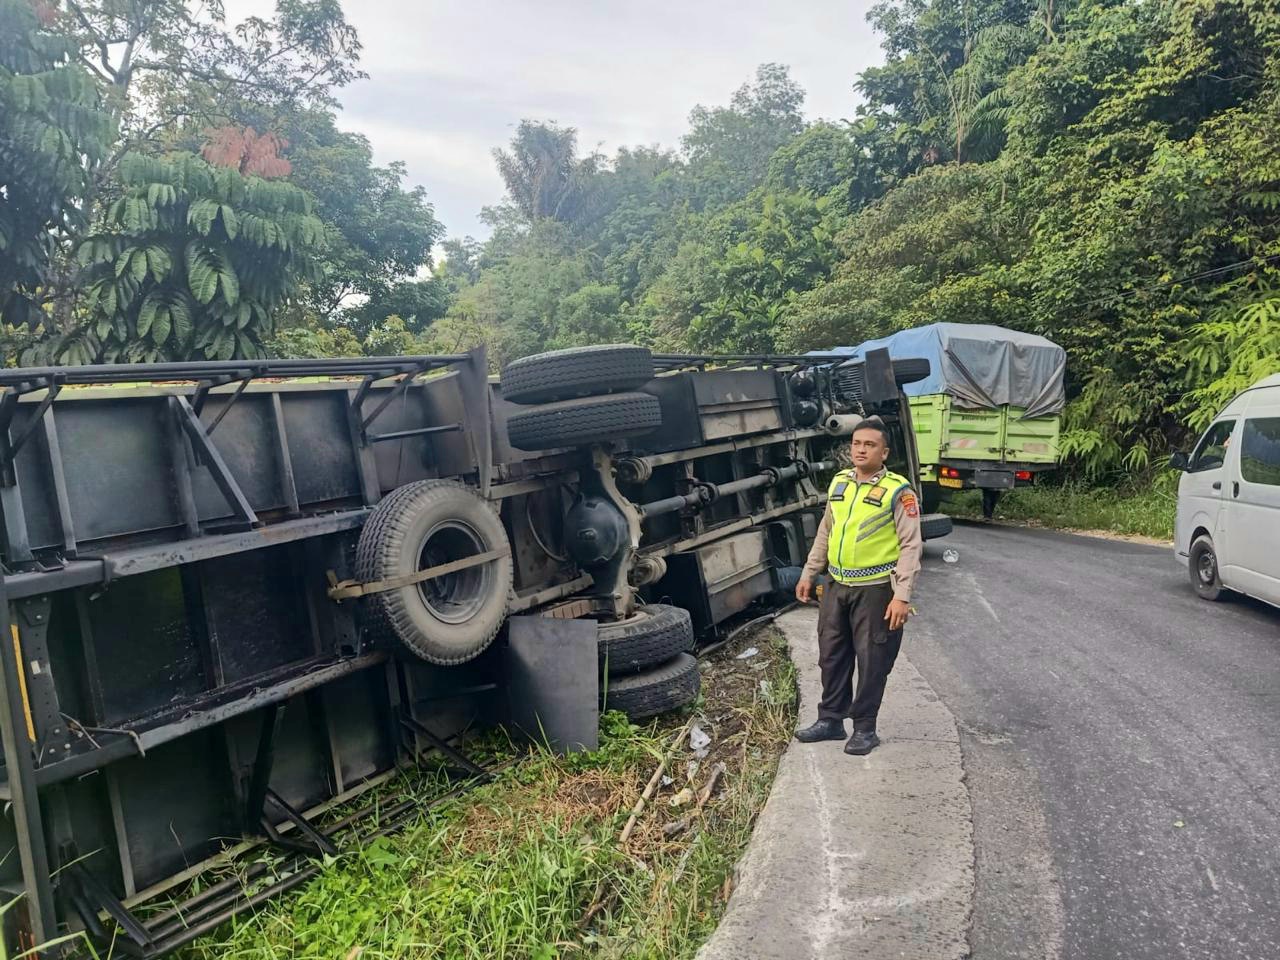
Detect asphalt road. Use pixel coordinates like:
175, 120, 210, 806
905, 521, 1280, 960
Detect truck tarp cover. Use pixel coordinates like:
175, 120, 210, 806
829, 323, 1066, 417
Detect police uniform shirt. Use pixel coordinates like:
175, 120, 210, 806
800, 466, 924, 602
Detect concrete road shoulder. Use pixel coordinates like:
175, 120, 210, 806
698, 606, 974, 960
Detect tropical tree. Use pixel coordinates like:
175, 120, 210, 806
492, 120, 604, 224
682, 63, 806, 209
56, 150, 325, 363
0, 0, 115, 329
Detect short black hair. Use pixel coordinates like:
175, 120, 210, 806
852, 417, 891, 448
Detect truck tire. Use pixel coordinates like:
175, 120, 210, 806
602, 653, 701, 721
507, 392, 662, 452
502, 345, 655, 405
1189, 535, 1226, 601
892, 358, 931, 386
921, 513, 953, 541
355, 480, 512, 664
598, 604, 694, 676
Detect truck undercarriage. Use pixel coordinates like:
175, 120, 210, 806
0, 345, 944, 955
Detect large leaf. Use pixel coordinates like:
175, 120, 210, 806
152, 303, 172, 345
214, 251, 240, 307
187, 199, 220, 237
171, 295, 194, 347
218, 204, 240, 240
185, 243, 219, 304
136, 291, 162, 338
146, 246, 172, 282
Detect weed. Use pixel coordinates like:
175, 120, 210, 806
163, 625, 796, 960
946, 481, 1176, 540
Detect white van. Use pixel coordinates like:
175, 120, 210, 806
1172, 373, 1280, 606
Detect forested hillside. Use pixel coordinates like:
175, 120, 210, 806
3, 0, 1279, 478
423, 0, 1280, 478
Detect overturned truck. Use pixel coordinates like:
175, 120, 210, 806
0, 345, 943, 954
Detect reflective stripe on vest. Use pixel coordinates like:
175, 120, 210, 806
826, 469, 911, 585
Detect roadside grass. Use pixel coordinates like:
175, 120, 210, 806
166, 626, 796, 960
945, 481, 1176, 541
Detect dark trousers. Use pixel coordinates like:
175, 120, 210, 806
816, 580, 903, 730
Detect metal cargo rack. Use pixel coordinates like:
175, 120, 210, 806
0, 344, 930, 956
0, 352, 497, 955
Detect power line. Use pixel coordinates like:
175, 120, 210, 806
1069, 253, 1280, 313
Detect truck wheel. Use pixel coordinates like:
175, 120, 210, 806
892, 358, 931, 386
506, 392, 662, 451
602, 653, 701, 721
502, 345, 655, 405
921, 513, 953, 541
355, 480, 512, 664
598, 604, 694, 676
1189, 535, 1226, 601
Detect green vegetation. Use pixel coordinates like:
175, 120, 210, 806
424, 0, 1280, 480
948, 483, 1177, 540
0, 0, 443, 365
5, 0, 1280, 472
165, 628, 797, 960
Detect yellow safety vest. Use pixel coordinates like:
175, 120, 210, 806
826, 469, 912, 585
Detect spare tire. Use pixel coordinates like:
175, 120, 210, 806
602, 653, 701, 721
502, 344, 655, 405
355, 480, 512, 664
506, 392, 662, 452
598, 604, 694, 676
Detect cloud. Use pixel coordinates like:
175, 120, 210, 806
223, 0, 885, 237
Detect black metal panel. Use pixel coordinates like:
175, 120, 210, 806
227, 700, 332, 818
62, 773, 127, 893
324, 671, 394, 788
113, 729, 238, 892
61, 400, 182, 545
191, 395, 287, 520
201, 548, 313, 685
635, 373, 704, 455
12, 410, 60, 551
83, 569, 205, 725
279, 392, 363, 506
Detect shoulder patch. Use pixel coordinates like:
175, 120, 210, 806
898, 490, 920, 518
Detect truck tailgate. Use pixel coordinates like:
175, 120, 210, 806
1004, 406, 1060, 463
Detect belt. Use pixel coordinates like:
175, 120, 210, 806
828, 561, 897, 580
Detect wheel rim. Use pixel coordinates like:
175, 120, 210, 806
1197, 548, 1217, 586
416, 519, 491, 624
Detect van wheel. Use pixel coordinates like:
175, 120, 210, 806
1189, 535, 1226, 601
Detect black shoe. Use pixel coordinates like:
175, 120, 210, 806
844, 730, 881, 755
795, 718, 846, 743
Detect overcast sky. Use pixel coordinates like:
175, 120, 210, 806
226, 1, 885, 240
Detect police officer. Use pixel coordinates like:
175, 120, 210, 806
794, 417, 923, 755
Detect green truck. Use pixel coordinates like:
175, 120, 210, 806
832, 323, 1065, 518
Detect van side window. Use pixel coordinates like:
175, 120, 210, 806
1241, 418, 1280, 486
1189, 420, 1235, 472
